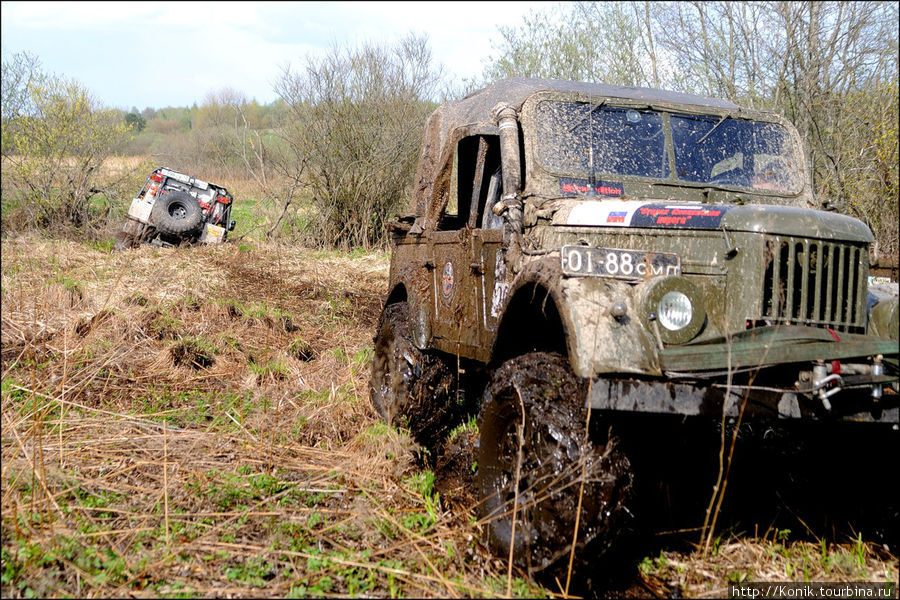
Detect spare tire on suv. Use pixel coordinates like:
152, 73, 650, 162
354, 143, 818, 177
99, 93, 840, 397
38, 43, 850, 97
150, 191, 203, 236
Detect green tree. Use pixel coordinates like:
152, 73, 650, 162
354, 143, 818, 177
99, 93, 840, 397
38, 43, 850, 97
1, 51, 44, 154
1, 51, 130, 229
124, 111, 146, 132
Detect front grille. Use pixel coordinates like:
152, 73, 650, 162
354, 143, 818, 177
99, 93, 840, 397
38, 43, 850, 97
758, 236, 868, 333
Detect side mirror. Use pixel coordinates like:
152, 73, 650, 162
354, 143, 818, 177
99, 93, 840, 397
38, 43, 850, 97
228, 220, 236, 232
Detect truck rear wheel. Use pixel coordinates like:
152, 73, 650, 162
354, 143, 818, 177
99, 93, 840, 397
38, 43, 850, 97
113, 231, 134, 251
369, 303, 456, 449
476, 352, 633, 574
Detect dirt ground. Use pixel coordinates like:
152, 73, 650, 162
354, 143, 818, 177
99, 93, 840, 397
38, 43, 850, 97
2, 234, 897, 598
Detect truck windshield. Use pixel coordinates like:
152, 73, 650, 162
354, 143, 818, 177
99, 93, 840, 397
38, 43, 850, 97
535, 101, 669, 179
534, 101, 802, 195
670, 113, 801, 194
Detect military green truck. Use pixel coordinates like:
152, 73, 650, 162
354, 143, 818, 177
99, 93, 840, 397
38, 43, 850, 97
370, 78, 899, 574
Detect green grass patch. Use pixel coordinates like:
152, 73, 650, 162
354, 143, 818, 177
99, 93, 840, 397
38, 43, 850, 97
130, 388, 256, 428
249, 357, 289, 380
184, 469, 295, 511
225, 556, 279, 586
448, 415, 478, 441
399, 470, 440, 533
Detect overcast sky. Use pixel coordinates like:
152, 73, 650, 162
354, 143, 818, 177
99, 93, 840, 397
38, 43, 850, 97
1, 1, 555, 111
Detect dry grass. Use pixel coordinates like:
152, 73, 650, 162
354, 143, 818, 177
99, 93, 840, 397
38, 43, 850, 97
1, 233, 897, 598
102, 155, 153, 173
1, 235, 537, 598
638, 536, 898, 598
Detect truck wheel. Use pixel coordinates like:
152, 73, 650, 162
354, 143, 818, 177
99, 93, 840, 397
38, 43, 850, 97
113, 231, 134, 250
150, 191, 202, 236
113, 219, 150, 250
370, 303, 456, 449
476, 352, 633, 574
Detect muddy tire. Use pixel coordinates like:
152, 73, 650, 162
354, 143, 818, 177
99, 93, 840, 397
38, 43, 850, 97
113, 230, 134, 251
369, 303, 456, 449
113, 219, 151, 250
476, 352, 633, 574
150, 191, 202, 236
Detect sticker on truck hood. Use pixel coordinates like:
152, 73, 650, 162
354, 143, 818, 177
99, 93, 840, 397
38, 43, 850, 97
563, 200, 731, 229
559, 177, 624, 197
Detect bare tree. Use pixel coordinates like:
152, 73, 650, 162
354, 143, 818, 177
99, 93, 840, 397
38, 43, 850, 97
182, 88, 308, 241
275, 34, 442, 250
764, 1, 898, 253
484, 2, 659, 86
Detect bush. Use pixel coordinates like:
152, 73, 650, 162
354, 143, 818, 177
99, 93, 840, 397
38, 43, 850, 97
1, 51, 132, 234
275, 34, 442, 250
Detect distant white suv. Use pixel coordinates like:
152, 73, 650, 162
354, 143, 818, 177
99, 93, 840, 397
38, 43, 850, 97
114, 167, 236, 249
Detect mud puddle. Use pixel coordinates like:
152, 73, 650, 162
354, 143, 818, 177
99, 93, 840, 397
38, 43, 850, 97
434, 430, 479, 511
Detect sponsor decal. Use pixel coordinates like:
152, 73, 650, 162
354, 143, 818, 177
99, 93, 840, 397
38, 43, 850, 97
491, 251, 510, 319
607, 211, 627, 223
567, 200, 643, 227
631, 204, 729, 228
559, 177, 624, 197
566, 201, 731, 229
441, 262, 454, 300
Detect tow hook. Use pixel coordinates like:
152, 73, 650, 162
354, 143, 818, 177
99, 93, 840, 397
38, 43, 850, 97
812, 360, 841, 411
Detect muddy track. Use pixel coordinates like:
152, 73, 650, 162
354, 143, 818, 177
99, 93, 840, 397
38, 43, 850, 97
211, 251, 384, 324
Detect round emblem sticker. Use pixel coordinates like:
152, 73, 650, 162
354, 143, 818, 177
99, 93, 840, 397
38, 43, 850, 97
441, 262, 454, 300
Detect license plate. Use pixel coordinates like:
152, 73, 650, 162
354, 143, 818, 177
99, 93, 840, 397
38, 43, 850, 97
560, 245, 681, 280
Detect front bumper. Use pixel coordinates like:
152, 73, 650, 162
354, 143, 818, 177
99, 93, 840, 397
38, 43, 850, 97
589, 326, 899, 423
659, 326, 897, 373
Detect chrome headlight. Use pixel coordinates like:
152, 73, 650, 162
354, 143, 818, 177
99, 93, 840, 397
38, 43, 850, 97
658, 291, 693, 331
639, 276, 706, 344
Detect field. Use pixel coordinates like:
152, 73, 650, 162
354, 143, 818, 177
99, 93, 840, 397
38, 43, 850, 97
1, 233, 897, 598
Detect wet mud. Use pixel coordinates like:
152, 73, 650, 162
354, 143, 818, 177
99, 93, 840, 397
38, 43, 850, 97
431, 380, 899, 598
370, 303, 460, 450
476, 352, 634, 576
434, 430, 479, 511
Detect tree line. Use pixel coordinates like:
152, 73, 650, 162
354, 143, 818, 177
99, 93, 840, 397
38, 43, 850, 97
1, 35, 441, 250
485, 1, 898, 258
2, 1, 897, 256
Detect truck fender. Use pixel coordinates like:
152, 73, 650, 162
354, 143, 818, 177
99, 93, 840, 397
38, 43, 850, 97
388, 268, 433, 350
557, 275, 662, 377
495, 257, 661, 378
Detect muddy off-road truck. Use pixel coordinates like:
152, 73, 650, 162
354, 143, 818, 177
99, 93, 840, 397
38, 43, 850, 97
370, 78, 899, 574
114, 167, 236, 249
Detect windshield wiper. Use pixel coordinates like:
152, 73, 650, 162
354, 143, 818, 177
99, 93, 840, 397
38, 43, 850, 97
696, 113, 729, 145
569, 99, 607, 132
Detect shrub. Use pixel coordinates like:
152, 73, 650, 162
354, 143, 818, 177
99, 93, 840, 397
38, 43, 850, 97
275, 34, 442, 250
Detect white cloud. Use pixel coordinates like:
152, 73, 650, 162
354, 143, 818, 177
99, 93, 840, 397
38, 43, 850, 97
4, 1, 157, 30
1, 0, 558, 108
